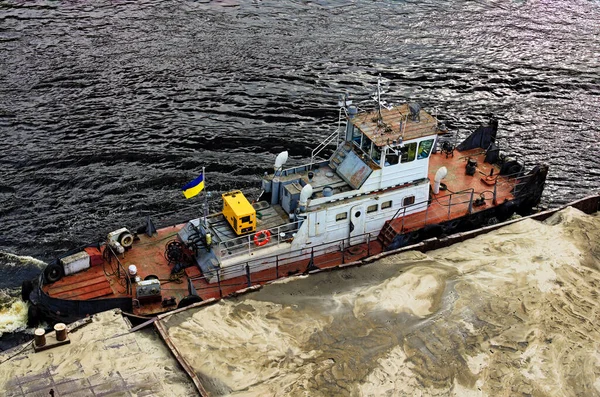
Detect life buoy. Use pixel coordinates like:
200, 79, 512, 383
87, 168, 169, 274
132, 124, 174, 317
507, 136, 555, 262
253, 230, 271, 247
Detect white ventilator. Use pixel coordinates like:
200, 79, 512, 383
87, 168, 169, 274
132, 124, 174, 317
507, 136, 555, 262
433, 166, 447, 194
298, 184, 313, 211
274, 151, 289, 171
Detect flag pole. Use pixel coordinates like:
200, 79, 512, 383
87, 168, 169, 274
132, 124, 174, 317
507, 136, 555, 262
203, 166, 208, 228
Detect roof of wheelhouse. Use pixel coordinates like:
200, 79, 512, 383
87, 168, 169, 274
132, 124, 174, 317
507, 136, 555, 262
350, 103, 446, 147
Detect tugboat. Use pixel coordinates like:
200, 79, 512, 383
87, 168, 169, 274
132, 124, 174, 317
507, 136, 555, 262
23, 79, 548, 325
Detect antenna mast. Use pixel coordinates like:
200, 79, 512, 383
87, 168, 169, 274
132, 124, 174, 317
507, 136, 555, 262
376, 75, 383, 125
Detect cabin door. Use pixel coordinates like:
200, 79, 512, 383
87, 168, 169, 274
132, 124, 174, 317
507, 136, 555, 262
349, 204, 366, 245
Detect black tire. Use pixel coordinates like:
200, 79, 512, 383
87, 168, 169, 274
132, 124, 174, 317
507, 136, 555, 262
21, 280, 33, 302
144, 275, 159, 281
177, 295, 202, 309
27, 305, 40, 328
44, 263, 64, 283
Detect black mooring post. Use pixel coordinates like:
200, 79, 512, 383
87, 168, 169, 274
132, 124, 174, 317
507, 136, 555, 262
217, 269, 222, 298
341, 240, 345, 264
246, 263, 251, 288
275, 255, 279, 279
306, 247, 318, 272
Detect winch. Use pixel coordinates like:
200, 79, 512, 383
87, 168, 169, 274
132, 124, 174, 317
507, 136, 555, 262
107, 227, 134, 249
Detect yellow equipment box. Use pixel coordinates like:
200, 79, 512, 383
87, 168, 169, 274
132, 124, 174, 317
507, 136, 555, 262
222, 190, 256, 235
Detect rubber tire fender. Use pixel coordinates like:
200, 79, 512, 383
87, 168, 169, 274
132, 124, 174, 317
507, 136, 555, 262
27, 305, 41, 328
44, 262, 64, 283
177, 295, 203, 309
21, 280, 33, 302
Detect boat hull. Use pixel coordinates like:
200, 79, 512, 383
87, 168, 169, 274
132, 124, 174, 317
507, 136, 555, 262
26, 275, 133, 325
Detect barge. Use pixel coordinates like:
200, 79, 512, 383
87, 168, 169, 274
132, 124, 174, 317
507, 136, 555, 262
22, 80, 548, 325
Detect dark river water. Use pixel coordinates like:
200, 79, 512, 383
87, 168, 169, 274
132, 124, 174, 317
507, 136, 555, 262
0, 0, 599, 342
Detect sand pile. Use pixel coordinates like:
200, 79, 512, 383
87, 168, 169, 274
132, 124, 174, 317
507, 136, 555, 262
160, 207, 600, 396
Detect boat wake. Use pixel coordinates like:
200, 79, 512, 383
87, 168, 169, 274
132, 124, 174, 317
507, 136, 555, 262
0, 252, 46, 339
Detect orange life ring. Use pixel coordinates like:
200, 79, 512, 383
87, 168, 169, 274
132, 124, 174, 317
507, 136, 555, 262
253, 230, 271, 247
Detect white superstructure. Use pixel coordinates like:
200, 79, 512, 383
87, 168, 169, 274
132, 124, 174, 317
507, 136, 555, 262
180, 84, 447, 283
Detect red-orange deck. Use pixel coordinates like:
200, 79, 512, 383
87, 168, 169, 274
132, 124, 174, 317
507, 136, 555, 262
43, 147, 517, 317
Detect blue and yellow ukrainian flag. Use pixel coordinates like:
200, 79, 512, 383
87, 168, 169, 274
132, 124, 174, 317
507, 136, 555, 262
181, 172, 205, 199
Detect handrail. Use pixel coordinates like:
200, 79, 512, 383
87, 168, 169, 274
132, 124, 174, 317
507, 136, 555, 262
310, 127, 343, 165
309, 107, 347, 166
390, 188, 474, 223
193, 228, 381, 282
192, 166, 543, 291
107, 245, 132, 295
386, 169, 540, 234
216, 220, 303, 260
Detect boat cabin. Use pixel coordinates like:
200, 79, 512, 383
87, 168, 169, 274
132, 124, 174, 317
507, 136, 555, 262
180, 99, 448, 283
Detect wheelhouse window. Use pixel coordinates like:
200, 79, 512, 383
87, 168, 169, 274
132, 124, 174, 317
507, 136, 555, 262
381, 200, 392, 209
403, 196, 415, 207
351, 125, 361, 144
336, 212, 348, 221
417, 139, 434, 159
367, 204, 378, 213
400, 142, 417, 163
385, 148, 400, 165
370, 145, 382, 164
361, 134, 372, 154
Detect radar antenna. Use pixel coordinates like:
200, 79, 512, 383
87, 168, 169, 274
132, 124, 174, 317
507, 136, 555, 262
371, 75, 393, 126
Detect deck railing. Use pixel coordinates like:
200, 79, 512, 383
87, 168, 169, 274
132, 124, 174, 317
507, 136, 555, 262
106, 245, 132, 295
310, 127, 343, 166
389, 170, 538, 233
215, 220, 303, 260
190, 169, 540, 298
191, 228, 380, 296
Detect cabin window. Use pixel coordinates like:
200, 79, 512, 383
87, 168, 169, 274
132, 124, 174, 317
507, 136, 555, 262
351, 125, 361, 144
361, 134, 372, 154
381, 200, 392, 209
403, 196, 415, 207
336, 212, 348, 222
418, 139, 434, 159
367, 204, 378, 213
370, 145, 382, 164
385, 148, 400, 165
400, 142, 417, 163
241, 216, 251, 223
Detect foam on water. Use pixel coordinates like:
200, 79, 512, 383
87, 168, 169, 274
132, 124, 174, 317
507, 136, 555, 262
0, 252, 46, 339
0, 299, 29, 338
